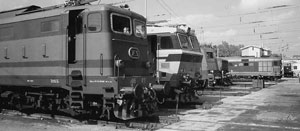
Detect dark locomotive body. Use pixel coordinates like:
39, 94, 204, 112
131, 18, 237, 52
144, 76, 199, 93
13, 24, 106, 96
201, 47, 232, 86
283, 62, 293, 77
0, 3, 164, 120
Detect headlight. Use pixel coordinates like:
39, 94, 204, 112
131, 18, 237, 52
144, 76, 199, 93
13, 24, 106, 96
115, 60, 124, 67
145, 61, 151, 68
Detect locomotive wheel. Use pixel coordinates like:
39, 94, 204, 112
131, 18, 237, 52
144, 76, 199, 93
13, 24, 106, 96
11, 94, 23, 111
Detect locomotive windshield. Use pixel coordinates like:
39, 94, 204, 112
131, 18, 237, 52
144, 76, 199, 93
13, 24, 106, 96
111, 13, 131, 35
178, 34, 192, 49
190, 36, 200, 50
134, 20, 146, 38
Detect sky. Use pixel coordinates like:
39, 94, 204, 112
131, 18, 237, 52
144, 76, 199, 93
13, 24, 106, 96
1, 0, 300, 57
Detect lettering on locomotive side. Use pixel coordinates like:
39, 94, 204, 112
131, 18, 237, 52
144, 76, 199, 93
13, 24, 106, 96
27, 80, 34, 83
50, 79, 60, 84
89, 80, 113, 83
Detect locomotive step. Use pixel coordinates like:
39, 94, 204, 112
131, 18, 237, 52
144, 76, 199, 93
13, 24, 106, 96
70, 92, 83, 101
70, 102, 83, 109
70, 81, 83, 90
70, 70, 83, 80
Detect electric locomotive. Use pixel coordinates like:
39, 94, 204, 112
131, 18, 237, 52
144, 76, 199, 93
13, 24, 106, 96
201, 46, 231, 86
0, 0, 165, 120
201, 46, 219, 86
147, 24, 207, 103
283, 62, 293, 77
223, 56, 282, 81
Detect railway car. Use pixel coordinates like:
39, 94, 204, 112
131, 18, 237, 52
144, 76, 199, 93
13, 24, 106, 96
223, 56, 282, 81
147, 24, 207, 103
0, 0, 166, 120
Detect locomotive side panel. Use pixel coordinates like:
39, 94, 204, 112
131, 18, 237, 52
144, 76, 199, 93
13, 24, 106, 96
0, 4, 162, 120
0, 14, 66, 87
225, 57, 282, 80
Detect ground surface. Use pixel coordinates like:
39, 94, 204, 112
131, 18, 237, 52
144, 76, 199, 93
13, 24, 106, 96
0, 78, 299, 131
158, 78, 300, 131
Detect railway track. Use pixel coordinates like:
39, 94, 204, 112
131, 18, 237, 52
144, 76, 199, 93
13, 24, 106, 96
0, 108, 180, 130
0, 83, 278, 130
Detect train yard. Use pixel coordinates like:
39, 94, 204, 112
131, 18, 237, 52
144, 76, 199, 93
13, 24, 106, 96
0, 1, 300, 131
1, 78, 299, 131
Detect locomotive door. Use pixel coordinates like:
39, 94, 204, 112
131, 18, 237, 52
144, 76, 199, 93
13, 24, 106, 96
66, 9, 86, 85
147, 35, 159, 80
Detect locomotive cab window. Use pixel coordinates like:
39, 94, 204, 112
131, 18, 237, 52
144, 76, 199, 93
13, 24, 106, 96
160, 36, 173, 49
190, 36, 199, 50
111, 13, 131, 35
273, 61, 280, 66
178, 34, 192, 49
88, 13, 101, 32
206, 52, 214, 59
134, 20, 146, 38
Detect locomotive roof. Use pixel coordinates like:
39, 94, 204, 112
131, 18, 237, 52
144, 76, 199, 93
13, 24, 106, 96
0, 4, 145, 24
147, 25, 196, 36
221, 56, 282, 62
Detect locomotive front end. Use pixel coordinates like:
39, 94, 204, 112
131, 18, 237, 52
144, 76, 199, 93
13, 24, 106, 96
102, 8, 164, 120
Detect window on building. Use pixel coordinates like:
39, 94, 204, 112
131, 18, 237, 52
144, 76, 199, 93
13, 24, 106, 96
41, 20, 60, 32
244, 63, 249, 66
294, 66, 298, 70
88, 13, 101, 32
111, 13, 131, 35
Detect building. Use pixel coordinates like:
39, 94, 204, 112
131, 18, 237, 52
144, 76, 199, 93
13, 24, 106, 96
240, 45, 271, 57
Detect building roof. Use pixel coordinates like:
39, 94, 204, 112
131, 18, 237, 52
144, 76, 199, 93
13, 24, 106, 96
240, 45, 270, 51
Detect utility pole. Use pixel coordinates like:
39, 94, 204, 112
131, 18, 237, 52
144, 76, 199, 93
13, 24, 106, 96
145, 0, 147, 19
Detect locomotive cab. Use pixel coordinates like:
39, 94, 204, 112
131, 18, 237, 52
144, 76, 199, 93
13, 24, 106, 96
147, 25, 207, 102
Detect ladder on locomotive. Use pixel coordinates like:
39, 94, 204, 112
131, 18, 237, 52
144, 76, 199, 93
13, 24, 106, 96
69, 70, 84, 109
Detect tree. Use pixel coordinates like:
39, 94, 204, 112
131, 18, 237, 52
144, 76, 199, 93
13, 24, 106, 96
217, 41, 244, 57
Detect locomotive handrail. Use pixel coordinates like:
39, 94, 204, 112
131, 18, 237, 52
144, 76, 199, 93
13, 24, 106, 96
83, 24, 87, 86
113, 55, 119, 77
100, 53, 103, 76
65, 26, 69, 86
